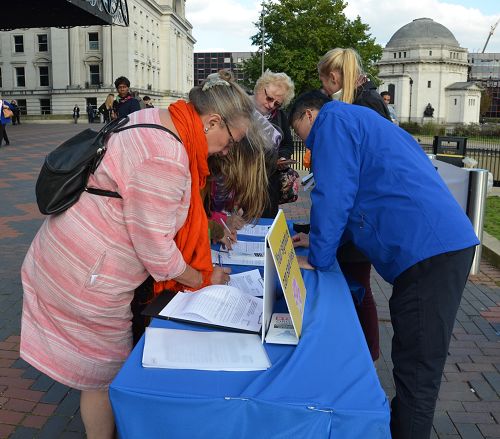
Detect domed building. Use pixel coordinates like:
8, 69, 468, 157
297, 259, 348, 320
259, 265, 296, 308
377, 18, 481, 124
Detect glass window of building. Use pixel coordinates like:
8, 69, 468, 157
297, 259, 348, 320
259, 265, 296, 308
88, 32, 99, 50
38, 34, 48, 52
15, 67, 26, 87
17, 99, 27, 115
40, 99, 51, 115
14, 35, 24, 53
39, 66, 49, 86
0, 68, 2, 88
89, 65, 100, 85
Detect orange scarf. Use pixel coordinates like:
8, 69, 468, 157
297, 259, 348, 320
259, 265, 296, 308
153, 101, 213, 295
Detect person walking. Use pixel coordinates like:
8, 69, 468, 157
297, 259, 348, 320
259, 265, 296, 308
10, 100, 21, 125
0, 97, 14, 147
289, 91, 478, 439
72, 104, 80, 124
20, 71, 271, 439
86, 103, 95, 124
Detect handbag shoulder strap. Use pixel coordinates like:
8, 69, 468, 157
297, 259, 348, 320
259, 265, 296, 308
113, 123, 182, 144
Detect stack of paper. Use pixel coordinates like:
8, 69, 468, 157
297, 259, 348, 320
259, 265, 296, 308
143, 328, 271, 371
264, 313, 299, 345
228, 269, 263, 296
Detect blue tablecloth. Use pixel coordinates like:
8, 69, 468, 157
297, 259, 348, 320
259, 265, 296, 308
110, 221, 391, 439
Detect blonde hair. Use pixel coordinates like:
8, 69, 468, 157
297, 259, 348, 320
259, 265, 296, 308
190, 70, 273, 221
105, 94, 114, 110
317, 48, 364, 104
254, 70, 295, 107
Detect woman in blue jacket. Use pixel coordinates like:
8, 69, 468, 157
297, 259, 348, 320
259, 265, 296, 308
0, 98, 14, 147
290, 91, 478, 439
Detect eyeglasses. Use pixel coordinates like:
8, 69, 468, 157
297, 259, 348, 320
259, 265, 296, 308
221, 116, 235, 147
264, 88, 282, 108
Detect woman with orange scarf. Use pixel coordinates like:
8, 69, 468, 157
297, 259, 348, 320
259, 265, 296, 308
20, 71, 269, 439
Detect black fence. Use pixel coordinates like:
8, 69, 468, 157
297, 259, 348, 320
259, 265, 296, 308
291, 135, 500, 186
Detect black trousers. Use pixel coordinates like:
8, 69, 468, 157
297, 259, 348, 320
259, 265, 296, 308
0, 123, 9, 145
389, 246, 476, 439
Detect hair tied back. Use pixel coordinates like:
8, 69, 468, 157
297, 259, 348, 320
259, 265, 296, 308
202, 73, 231, 91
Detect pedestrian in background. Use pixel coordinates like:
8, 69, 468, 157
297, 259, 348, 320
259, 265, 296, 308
113, 76, 141, 119
98, 94, 115, 124
10, 100, 21, 125
0, 97, 14, 147
143, 96, 154, 108
72, 105, 80, 124
381, 91, 399, 125
86, 103, 95, 124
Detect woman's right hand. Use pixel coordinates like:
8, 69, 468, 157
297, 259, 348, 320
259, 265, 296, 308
226, 210, 246, 230
211, 266, 232, 285
292, 232, 310, 248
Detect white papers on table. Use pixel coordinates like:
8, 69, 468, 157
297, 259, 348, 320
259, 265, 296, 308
222, 241, 265, 256
212, 250, 264, 267
159, 285, 263, 333
229, 269, 264, 296
264, 313, 299, 345
143, 327, 271, 371
238, 224, 271, 237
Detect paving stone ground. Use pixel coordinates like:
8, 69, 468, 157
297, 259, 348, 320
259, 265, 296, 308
0, 123, 499, 438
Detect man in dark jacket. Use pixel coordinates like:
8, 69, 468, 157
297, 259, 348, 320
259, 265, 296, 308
113, 76, 141, 119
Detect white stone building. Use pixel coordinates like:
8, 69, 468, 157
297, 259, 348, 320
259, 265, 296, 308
0, 0, 195, 118
377, 18, 481, 125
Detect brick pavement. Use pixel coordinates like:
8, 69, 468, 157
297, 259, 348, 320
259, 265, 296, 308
0, 122, 499, 438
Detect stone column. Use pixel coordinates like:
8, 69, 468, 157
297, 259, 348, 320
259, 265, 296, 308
69, 27, 81, 86
102, 26, 113, 87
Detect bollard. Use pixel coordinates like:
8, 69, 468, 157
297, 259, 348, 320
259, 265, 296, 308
466, 169, 489, 275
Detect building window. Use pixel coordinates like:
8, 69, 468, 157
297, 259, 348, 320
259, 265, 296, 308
454, 99, 457, 105
427, 81, 431, 88
388, 84, 396, 103
398, 52, 401, 58
39, 66, 49, 86
429, 50, 432, 56
40, 99, 51, 115
17, 99, 27, 115
15, 67, 26, 87
88, 32, 99, 50
469, 99, 475, 106
403, 52, 407, 58
14, 35, 24, 53
38, 34, 48, 52
89, 65, 100, 85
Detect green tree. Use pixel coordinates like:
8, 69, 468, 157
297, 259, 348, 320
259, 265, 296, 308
243, 0, 383, 96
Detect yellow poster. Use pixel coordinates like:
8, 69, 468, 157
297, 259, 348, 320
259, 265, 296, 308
266, 210, 307, 338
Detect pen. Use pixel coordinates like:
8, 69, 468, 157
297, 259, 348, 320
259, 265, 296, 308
220, 219, 234, 242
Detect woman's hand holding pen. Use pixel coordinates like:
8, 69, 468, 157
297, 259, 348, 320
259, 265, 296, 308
211, 266, 232, 285
220, 219, 237, 250
226, 208, 246, 230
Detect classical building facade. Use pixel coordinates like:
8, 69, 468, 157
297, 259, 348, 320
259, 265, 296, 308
0, 0, 195, 117
377, 18, 481, 125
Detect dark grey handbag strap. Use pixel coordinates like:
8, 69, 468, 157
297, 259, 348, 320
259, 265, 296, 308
86, 123, 182, 199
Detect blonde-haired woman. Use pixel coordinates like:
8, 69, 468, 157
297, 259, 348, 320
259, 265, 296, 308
21, 70, 270, 439
307, 48, 391, 363
253, 70, 295, 217
318, 47, 390, 118
98, 93, 115, 123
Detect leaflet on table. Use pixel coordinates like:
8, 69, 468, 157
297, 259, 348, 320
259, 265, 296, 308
159, 284, 263, 333
264, 313, 299, 345
142, 327, 271, 371
228, 269, 264, 296
211, 249, 264, 267
221, 241, 265, 256
238, 223, 271, 237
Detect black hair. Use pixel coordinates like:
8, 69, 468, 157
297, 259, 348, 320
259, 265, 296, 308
143, 96, 151, 101
288, 90, 331, 126
380, 91, 390, 97
114, 76, 131, 89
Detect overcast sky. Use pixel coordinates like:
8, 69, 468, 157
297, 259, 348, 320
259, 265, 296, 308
185, 0, 500, 54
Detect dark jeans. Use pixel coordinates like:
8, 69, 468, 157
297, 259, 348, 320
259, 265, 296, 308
0, 123, 9, 145
389, 246, 476, 439
339, 260, 380, 361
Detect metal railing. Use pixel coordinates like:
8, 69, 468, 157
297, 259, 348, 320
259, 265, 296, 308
290, 135, 500, 186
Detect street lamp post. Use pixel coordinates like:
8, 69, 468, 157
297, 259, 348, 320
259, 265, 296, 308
409, 77, 414, 122
261, 6, 265, 75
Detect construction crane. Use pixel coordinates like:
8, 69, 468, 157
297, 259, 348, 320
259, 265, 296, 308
482, 18, 500, 53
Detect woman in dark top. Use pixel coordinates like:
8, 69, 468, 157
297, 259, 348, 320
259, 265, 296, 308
316, 47, 392, 362
252, 70, 295, 218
